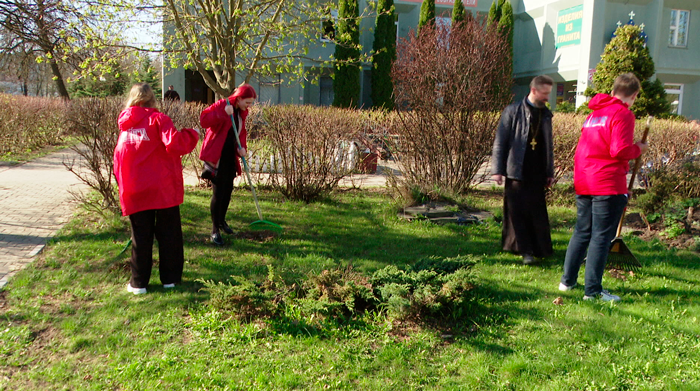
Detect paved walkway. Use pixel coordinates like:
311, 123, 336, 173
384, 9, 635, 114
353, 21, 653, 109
0, 148, 86, 289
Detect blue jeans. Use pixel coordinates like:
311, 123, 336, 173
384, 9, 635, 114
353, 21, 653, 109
561, 194, 628, 296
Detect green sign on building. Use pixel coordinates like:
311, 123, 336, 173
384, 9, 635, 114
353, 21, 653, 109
556, 5, 583, 48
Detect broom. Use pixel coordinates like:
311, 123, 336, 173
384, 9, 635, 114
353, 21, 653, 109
607, 116, 651, 271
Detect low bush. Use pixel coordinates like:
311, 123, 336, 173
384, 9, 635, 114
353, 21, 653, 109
64, 97, 123, 213
0, 94, 67, 159
260, 105, 364, 202
200, 255, 476, 323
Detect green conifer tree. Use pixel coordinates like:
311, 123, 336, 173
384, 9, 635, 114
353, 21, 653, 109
371, 0, 396, 110
487, 0, 503, 27
333, 0, 361, 108
452, 0, 466, 25
587, 24, 670, 117
417, 0, 435, 34
497, 1, 513, 79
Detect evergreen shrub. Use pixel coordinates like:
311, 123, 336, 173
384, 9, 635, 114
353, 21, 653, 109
200, 256, 477, 323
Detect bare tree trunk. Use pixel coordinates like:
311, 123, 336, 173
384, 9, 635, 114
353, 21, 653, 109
47, 56, 69, 99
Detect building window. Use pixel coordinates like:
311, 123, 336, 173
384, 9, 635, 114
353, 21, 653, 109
669, 9, 690, 47
321, 9, 338, 42
664, 83, 683, 115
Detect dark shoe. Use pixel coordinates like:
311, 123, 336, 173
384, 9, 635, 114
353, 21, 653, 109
219, 221, 234, 235
210, 232, 224, 246
522, 254, 537, 265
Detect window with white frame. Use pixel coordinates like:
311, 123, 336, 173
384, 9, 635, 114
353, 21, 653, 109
669, 9, 690, 47
321, 9, 338, 42
664, 83, 683, 115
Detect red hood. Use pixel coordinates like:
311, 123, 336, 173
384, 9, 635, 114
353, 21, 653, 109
588, 93, 629, 111
118, 106, 159, 130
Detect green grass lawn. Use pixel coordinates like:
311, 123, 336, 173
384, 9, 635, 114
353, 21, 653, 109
1, 187, 699, 390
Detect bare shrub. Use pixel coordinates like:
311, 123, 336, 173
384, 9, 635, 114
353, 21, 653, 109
63, 97, 123, 214
0, 94, 67, 157
260, 105, 363, 202
160, 100, 208, 185
389, 20, 513, 198
551, 113, 586, 184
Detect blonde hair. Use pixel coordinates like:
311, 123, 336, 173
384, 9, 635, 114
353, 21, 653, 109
125, 83, 156, 109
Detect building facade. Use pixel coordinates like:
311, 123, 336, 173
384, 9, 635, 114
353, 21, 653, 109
163, 0, 700, 119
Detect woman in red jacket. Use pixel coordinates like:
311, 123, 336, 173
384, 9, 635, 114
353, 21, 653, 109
114, 83, 199, 295
558, 73, 648, 302
199, 83, 257, 245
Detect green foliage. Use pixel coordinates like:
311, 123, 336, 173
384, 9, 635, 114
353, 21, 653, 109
635, 78, 672, 118
371, 0, 396, 111
371, 255, 476, 319
554, 100, 576, 113
333, 0, 361, 108
451, 0, 466, 24
130, 56, 161, 98
417, 0, 435, 33
199, 256, 475, 323
487, 0, 502, 27
68, 72, 127, 98
588, 24, 669, 117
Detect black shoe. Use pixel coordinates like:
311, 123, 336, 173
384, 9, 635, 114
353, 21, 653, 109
219, 221, 234, 235
210, 232, 224, 246
522, 254, 537, 265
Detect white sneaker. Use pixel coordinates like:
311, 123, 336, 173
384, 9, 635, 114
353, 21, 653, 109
583, 290, 620, 302
558, 282, 576, 291
127, 283, 147, 295
163, 283, 175, 289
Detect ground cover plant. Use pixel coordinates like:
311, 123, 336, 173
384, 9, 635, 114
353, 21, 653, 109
2, 187, 700, 390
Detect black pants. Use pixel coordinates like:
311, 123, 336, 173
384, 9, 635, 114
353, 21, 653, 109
128, 206, 184, 288
211, 150, 238, 232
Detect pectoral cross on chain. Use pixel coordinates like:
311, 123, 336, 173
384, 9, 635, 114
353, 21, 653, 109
530, 139, 537, 150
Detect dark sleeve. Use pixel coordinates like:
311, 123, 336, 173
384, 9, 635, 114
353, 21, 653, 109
490, 106, 514, 176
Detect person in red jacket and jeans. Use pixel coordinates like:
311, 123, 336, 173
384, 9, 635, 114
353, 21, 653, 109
199, 83, 257, 245
559, 73, 648, 302
114, 83, 199, 295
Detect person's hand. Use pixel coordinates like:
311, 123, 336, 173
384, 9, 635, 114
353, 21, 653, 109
546, 177, 555, 188
225, 105, 234, 115
492, 174, 503, 185
636, 141, 649, 155
237, 147, 247, 158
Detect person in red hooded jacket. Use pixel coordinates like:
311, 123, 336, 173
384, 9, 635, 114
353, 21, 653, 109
199, 83, 257, 245
114, 83, 199, 295
558, 73, 648, 302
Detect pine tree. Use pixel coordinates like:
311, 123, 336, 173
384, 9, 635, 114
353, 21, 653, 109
452, 0, 466, 26
497, 0, 513, 80
588, 24, 670, 117
132, 57, 161, 98
333, 0, 361, 108
371, 0, 396, 110
487, 0, 503, 27
417, 0, 435, 34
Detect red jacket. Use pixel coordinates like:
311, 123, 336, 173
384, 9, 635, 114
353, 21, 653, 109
573, 94, 642, 196
199, 97, 249, 175
114, 106, 199, 216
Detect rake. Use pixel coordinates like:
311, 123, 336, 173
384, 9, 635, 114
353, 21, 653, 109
226, 100, 282, 232
607, 116, 651, 271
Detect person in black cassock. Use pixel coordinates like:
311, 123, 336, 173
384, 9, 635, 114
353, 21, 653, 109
164, 85, 181, 101
490, 75, 555, 265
